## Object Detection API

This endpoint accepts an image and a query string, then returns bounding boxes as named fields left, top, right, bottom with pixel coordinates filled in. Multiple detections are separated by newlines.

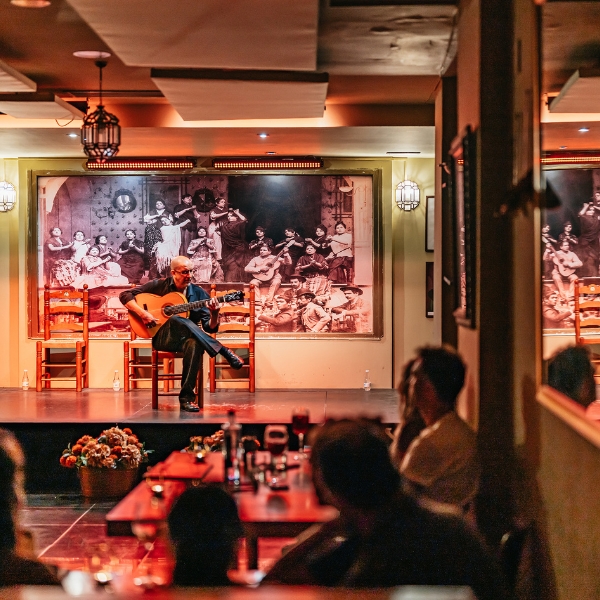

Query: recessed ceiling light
left=73, top=51, right=111, bottom=60
left=266, top=151, right=276, bottom=155
left=579, top=127, right=590, bottom=133
left=11, top=0, right=50, bottom=7
left=67, top=133, right=79, bottom=138
left=258, top=133, right=269, bottom=139
left=559, top=146, right=567, bottom=150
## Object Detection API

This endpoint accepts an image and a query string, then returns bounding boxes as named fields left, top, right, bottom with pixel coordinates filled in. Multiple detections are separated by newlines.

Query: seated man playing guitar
left=244, top=243, right=292, bottom=306
left=551, top=239, right=583, bottom=301
left=119, top=256, right=243, bottom=412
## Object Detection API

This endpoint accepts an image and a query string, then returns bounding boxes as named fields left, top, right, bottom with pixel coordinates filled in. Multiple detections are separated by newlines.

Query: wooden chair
left=150, top=348, right=203, bottom=409
left=209, top=284, right=255, bottom=392
left=574, top=277, right=600, bottom=379
left=124, top=330, right=177, bottom=393
left=36, top=285, right=89, bottom=392
left=123, top=285, right=174, bottom=393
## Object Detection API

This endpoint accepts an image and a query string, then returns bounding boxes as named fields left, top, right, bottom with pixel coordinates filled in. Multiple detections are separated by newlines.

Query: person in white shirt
left=399, top=346, right=480, bottom=519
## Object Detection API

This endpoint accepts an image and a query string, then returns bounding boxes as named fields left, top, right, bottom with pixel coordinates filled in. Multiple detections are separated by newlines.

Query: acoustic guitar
left=553, top=254, right=578, bottom=278
left=128, top=290, right=244, bottom=338
left=254, top=239, right=295, bottom=282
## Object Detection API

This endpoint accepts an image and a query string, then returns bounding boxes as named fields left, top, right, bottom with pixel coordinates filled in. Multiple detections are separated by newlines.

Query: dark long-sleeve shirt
left=119, top=277, right=218, bottom=333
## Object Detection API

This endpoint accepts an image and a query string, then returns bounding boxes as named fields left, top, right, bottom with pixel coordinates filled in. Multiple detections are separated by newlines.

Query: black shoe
left=180, top=402, right=200, bottom=412
left=219, top=347, right=244, bottom=370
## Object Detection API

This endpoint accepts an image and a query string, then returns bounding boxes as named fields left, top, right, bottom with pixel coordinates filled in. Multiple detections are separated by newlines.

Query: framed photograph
left=425, top=195, right=435, bottom=252
left=426, top=261, right=434, bottom=318
left=541, top=165, right=600, bottom=334
left=29, top=171, right=382, bottom=339
left=450, top=126, right=477, bottom=328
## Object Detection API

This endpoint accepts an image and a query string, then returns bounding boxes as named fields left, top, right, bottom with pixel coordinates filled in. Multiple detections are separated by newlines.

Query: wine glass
left=264, top=425, right=289, bottom=487
left=292, top=407, right=310, bottom=458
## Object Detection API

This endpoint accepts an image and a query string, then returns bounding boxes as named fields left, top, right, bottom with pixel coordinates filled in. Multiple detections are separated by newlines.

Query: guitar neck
left=164, top=295, right=225, bottom=317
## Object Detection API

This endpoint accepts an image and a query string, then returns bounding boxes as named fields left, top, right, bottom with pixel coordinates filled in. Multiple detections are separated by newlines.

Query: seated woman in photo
left=0, top=429, right=59, bottom=587
left=73, top=246, right=129, bottom=289
left=70, top=230, right=92, bottom=266
left=94, top=235, right=122, bottom=278
left=168, top=485, right=243, bottom=586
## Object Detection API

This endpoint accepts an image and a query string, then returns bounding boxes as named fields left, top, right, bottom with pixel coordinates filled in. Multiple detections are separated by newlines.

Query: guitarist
left=244, top=243, right=292, bottom=306
left=119, top=256, right=243, bottom=412
left=551, top=239, right=583, bottom=301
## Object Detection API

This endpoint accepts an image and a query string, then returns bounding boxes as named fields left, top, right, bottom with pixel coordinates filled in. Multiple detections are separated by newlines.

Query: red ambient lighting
left=542, top=152, right=600, bottom=165
left=85, top=158, right=196, bottom=171
left=212, top=157, right=323, bottom=170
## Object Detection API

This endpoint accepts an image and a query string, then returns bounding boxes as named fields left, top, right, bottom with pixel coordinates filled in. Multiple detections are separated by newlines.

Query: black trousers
left=152, top=316, right=222, bottom=404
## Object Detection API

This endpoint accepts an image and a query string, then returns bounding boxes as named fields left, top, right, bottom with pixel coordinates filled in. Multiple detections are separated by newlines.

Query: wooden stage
left=0, top=387, right=399, bottom=493
left=0, top=387, right=398, bottom=424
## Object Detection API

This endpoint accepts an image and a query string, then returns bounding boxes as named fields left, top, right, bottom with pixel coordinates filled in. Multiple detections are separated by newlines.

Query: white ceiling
left=66, top=0, right=319, bottom=71
left=0, top=0, right=448, bottom=159
left=0, top=59, right=36, bottom=93
left=151, top=75, right=329, bottom=121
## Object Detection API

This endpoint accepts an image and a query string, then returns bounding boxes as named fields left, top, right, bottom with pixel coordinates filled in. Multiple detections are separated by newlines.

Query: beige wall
left=0, top=156, right=436, bottom=389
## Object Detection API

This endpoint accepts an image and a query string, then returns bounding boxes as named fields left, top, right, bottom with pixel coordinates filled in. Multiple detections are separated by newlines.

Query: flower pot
left=78, top=467, right=138, bottom=499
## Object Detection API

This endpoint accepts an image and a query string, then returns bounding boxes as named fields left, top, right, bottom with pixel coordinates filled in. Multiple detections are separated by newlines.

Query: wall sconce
left=395, top=180, right=420, bottom=211
left=0, top=181, right=16, bottom=212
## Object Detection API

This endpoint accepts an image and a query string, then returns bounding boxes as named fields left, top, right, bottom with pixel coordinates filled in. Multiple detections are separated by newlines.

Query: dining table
left=105, top=449, right=338, bottom=569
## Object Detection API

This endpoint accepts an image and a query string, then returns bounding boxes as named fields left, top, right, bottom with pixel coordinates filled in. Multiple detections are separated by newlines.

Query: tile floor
left=22, top=494, right=292, bottom=584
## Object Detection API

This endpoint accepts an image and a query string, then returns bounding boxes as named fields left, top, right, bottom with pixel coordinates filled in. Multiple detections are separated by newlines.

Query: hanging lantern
left=395, top=180, right=421, bottom=211
left=81, top=60, right=120, bottom=162
left=0, top=181, right=17, bottom=212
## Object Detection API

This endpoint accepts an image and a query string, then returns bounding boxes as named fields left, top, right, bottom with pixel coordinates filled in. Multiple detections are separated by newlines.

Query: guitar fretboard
left=163, top=294, right=236, bottom=317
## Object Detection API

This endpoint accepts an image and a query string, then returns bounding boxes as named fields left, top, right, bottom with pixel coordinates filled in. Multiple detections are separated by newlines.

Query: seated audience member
left=548, top=346, right=597, bottom=416
left=389, top=359, right=426, bottom=466
left=263, top=419, right=507, bottom=600
left=0, top=429, right=59, bottom=586
left=399, top=345, right=480, bottom=514
left=168, top=485, right=243, bottom=586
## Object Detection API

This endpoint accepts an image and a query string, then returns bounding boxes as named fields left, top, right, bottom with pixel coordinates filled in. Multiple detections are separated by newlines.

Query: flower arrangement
left=187, top=430, right=225, bottom=453
left=60, top=426, right=152, bottom=470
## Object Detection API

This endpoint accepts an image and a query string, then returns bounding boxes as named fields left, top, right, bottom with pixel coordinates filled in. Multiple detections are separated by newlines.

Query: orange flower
left=109, top=454, right=118, bottom=461
left=127, top=435, right=138, bottom=445
left=59, top=455, right=68, bottom=467
left=77, top=435, right=92, bottom=445
left=71, top=444, right=83, bottom=456
left=123, top=428, right=132, bottom=435
left=65, top=455, right=77, bottom=468
left=112, top=445, right=122, bottom=457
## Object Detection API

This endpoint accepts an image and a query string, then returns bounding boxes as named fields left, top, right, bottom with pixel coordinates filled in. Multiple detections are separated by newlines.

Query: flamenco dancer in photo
left=119, top=256, right=243, bottom=412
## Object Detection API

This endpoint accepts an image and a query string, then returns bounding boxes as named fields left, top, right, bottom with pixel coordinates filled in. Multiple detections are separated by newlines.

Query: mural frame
left=450, top=126, right=477, bottom=329
left=28, top=168, right=383, bottom=340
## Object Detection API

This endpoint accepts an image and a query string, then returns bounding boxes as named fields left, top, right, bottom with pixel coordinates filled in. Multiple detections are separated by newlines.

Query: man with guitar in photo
left=244, top=242, right=292, bottom=306
left=551, top=239, right=583, bottom=301
left=119, top=256, right=244, bottom=412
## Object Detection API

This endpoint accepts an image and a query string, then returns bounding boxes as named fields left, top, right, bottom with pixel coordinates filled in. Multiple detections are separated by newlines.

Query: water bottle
left=363, top=370, right=371, bottom=392
left=222, top=409, right=241, bottom=487
left=22, top=370, right=29, bottom=391
left=112, top=370, right=120, bottom=392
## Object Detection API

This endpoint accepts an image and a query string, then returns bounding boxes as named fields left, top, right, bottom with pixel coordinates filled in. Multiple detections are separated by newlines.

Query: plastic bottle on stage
left=22, top=370, right=29, bottom=391
left=222, top=409, right=242, bottom=487
left=363, top=370, right=371, bottom=392
left=113, top=370, right=120, bottom=392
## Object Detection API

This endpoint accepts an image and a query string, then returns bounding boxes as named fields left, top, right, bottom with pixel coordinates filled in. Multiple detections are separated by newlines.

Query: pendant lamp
left=81, top=60, right=120, bottom=162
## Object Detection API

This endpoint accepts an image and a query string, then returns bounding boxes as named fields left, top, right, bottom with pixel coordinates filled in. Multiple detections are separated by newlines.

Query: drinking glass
left=292, top=407, right=310, bottom=458
left=264, top=424, right=289, bottom=485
